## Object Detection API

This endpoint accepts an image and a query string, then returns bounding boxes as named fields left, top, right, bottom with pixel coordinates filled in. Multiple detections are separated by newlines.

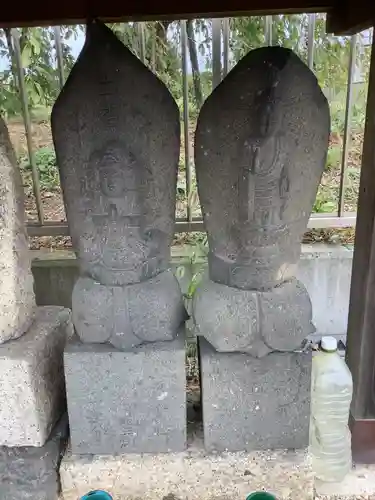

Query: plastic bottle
left=310, top=336, right=353, bottom=482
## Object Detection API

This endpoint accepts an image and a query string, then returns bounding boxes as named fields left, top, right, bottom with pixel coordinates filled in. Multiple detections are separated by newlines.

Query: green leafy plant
left=185, top=272, right=203, bottom=299
left=0, top=26, right=80, bottom=117
left=313, top=189, right=337, bottom=213
left=326, top=145, right=342, bottom=170
left=1, top=17, right=370, bottom=239
left=19, top=146, right=60, bottom=190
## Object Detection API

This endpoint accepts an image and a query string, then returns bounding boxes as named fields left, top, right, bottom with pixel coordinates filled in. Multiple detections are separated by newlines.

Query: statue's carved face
left=97, top=145, right=137, bottom=200
left=85, top=142, right=142, bottom=220
left=100, top=165, right=125, bottom=198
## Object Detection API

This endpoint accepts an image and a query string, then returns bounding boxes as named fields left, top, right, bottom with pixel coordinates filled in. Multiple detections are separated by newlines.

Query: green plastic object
left=80, top=491, right=112, bottom=500
left=246, top=492, right=277, bottom=500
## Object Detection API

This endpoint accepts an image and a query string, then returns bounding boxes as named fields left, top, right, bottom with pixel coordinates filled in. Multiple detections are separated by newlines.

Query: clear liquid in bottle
left=310, top=336, right=353, bottom=482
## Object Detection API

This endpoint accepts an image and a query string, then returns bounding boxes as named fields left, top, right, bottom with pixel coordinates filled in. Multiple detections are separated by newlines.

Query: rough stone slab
left=199, top=337, right=311, bottom=452
left=64, top=331, right=186, bottom=454
left=0, top=306, right=73, bottom=446
left=0, top=116, right=36, bottom=344
left=0, top=414, right=68, bottom=500
left=59, top=432, right=313, bottom=500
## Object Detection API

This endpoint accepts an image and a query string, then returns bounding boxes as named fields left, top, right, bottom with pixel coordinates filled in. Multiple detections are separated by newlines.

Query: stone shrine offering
left=52, top=21, right=186, bottom=350
left=193, top=46, right=330, bottom=451
left=0, top=115, right=72, bottom=498
left=52, top=21, right=186, bottom=454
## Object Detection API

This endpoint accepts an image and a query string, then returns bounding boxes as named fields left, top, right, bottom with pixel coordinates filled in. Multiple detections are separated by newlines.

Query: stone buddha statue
left=52, top=21, right=186, bottom=349
left=193, top=46, right=330, bottom=357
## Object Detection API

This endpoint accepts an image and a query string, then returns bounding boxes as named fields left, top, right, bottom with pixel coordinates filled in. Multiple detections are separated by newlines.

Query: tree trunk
left=156, top=21, right=171, bottom=44
left=186, top=20, right=203, bottom=110
left=153, top=21, right=171, bottom=73
left=3, top=28, right=17, bottom=87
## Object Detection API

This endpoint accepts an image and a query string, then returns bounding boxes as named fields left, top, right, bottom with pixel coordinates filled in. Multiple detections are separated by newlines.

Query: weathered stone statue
left=52, top=21, right=186, bottom=349
left=0, top=116, right=72, bottom=497
left=193, top=46, right=330, bottom=357
left=53, top=23, right=187, bottom=455
left=0, top=117, right=35, bottom=344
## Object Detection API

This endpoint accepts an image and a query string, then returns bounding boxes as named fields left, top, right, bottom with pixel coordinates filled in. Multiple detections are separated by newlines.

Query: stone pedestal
left=199, top=337, right=311, bottom=452
left=0, top=415, right=69, bottom=500
left=0, top=306, right=72, bottom=447
left=64, top=331, right=187, bottom=454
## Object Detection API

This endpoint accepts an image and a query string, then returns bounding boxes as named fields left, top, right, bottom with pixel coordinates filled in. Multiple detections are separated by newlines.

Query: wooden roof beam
left=327, top=1, right=374, bottom=35
left=0, top=1, right=333, bottom=28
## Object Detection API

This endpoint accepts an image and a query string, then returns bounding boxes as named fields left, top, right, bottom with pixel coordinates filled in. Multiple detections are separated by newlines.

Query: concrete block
left=64, top=331, right=187, bottom=454
left=60, top=434, right=313, bottom=500
left=298, top=244, right=353, bottom=336
left=0, top=414, right=68, bottom=500
left=0, top=306, right=72, bottom=447
left=199, top=337, right=311, bottom=452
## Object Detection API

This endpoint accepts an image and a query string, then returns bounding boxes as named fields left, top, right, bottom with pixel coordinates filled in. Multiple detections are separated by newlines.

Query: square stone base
left=0, top=415, right=68, bottom=500
left=64, top=331, right=186, bottom=454
left=0, top=306, right=72, bottom=446
left=199, top=337, right=311, bottom=452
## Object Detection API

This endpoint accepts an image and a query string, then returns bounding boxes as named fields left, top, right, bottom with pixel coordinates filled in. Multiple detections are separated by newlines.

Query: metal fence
left=5, top=15, right=371, bottom=237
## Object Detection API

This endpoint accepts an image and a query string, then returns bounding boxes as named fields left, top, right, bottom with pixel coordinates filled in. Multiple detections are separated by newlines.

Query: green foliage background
left=0, top=16, right=372, bottom=227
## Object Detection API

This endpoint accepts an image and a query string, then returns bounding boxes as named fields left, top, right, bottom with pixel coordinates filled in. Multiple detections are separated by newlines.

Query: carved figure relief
left=52, top=21, right=186, bottom=348
left=193, top=46, right=330, bottom=356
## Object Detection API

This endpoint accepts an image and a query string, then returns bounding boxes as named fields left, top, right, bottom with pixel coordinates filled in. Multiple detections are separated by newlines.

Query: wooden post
left=346, top=33, right=375, bottom=463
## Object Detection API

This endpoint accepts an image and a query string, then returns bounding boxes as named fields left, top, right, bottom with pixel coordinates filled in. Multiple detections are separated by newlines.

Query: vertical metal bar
left=212, top=18, right=222, bottom=89
left=338, top=35, right=357, bottom=217
left=11, top=28, right=44, bottom=224
left=223, top=18, right=229, bottom=78
left=307, top=14, right=316, bottom=70
left=265, top=16, right=273, bottom=46
left=151, top=23, right=156, bottom=73
left=137, top=22, right=146, bottom=64
left=181, top=21, right=192, bottom=222
left=53, top=26, right=65, bottom=88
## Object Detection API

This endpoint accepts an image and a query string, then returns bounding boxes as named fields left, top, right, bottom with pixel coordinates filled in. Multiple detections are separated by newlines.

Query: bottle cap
left=321, top=336, right=338, bottom=352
